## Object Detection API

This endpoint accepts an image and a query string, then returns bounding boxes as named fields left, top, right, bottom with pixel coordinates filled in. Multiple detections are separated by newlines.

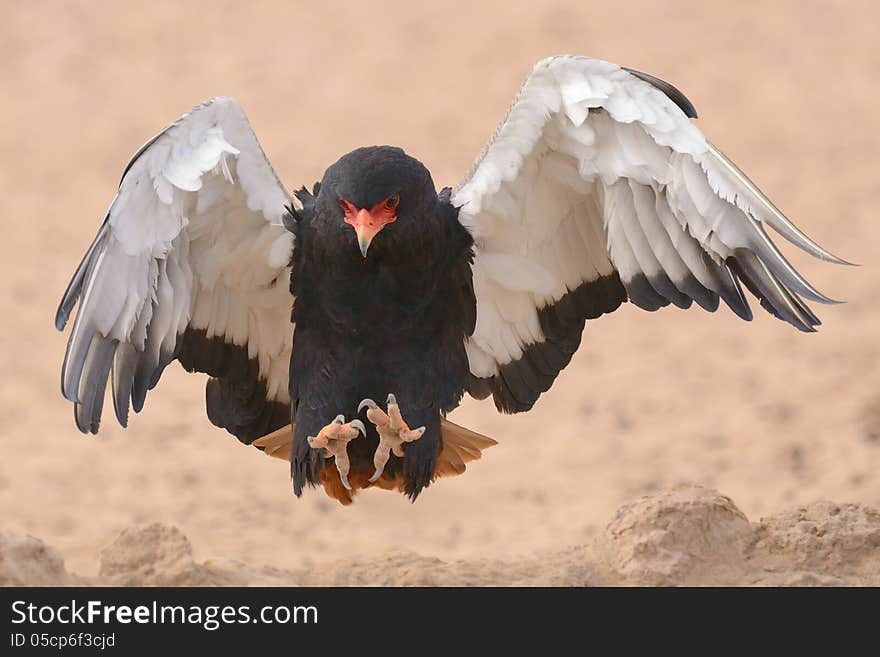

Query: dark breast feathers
left=286, top=186, right=477, bottom=477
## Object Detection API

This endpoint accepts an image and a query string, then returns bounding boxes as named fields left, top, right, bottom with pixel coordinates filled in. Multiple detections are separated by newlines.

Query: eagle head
left=317, top=146, right=437, bottom=258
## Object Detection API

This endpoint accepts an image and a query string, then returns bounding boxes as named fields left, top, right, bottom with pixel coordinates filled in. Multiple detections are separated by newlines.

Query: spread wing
left=56, top=97, right=295, bottom=442
left=456, top=56, right=847, bottom=413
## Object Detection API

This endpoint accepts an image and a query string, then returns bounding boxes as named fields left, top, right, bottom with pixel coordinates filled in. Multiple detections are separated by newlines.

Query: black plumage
left=468, top=273, right=627, bottom=413
left=177, top=329, right=291, bottom=444
left=287, top=147, right=476, bottom=499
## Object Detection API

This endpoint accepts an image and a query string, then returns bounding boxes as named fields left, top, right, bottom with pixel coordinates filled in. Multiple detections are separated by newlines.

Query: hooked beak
left=351, top=209, right=381, bottom=258
left=340, top=196, right=398, bottom=258
left=356, top=231, right=372, bottom=257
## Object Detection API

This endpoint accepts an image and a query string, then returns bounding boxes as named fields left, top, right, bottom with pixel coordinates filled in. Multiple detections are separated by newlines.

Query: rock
left=7, top=490, right=880, bottom=587
left=99, top=523, right=215, bottom=586
left=201, top=559, right=300, bottom=586
left=98, top=523, right=304, bottom=586
left=604, top=485, right=752, bottom=585
left=0, top=529, right=73, bottom=586
left=749, top=501, right=880, bottom=582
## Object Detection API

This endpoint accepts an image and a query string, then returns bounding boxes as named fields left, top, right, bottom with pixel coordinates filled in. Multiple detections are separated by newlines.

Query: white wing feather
left=455, top=56, right=843, bottom=408
left=57, top=97, right=294, bottom=433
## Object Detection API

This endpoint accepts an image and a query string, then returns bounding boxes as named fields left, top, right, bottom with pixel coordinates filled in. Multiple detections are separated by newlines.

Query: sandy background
left=1, top=0, right=878, bottom=584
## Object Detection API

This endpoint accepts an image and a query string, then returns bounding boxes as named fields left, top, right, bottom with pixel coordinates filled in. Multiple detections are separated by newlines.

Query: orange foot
left=307, top=415, right=366, bottom=491
left=357, top=394, right=426, bottom=483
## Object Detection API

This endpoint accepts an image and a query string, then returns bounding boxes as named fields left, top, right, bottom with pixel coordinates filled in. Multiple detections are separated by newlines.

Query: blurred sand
left=1, top=1, right=878, bottom=583
left=5, top=486, right=879, bottom=586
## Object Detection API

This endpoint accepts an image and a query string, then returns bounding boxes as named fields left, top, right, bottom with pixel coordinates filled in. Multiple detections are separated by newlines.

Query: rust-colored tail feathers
left=252, top=418, right=497, bottom=504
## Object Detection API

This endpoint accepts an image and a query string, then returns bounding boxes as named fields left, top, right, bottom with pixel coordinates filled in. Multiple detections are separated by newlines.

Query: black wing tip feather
left=118, top=128, right=168, bottom=187
left=55, top=264, right=85, bottom=332
left=54, top=306, right=71, bottom=332
left=55, top=220, right=111, bottom=333
left=718, top=264, right=754, bottom=322
left=624, top=272, right=671, bottom=312
left=66, top=327, right=292, bottom=441
left=70, top=335, right=117, bottom=435
left=623, top=67, right=699, bottom=119
left=111, top=343, right=137, bottom=427
left=727, top=253, right=820, bottom=332
left=618, top=246, right=823, bottom=332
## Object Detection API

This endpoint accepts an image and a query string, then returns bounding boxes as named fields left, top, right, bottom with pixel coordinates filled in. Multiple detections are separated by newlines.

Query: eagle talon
left=307, top=416, right=365, bottom=490
left=360, top=394, right=425, bottom=482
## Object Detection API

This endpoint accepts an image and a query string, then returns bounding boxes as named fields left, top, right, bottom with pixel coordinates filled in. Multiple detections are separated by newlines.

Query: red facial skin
left=340, top=195, right=399, bottom=257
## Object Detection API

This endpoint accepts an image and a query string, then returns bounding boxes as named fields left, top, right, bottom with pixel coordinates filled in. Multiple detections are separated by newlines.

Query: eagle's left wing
left=456, top=56, right=847, bottom=413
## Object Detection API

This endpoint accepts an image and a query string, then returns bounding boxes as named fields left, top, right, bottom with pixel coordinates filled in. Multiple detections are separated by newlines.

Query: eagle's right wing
left=56, top=97, right=295, bottom=443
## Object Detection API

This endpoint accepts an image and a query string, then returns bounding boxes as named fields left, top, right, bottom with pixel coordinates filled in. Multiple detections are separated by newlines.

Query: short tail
left=251, top=419, right=497, bottom=504
left=434, top=418, right=498, bottom=478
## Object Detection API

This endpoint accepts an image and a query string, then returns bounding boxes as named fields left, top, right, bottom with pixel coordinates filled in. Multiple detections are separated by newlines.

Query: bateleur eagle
left=56, top=56, right=847, bottom=504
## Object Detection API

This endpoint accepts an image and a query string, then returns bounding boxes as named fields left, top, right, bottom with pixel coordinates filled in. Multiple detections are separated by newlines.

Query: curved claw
left=358, top=398, right=378, bottom=413
left=308, top=415, right=364, bottom=452
left=363, top=392, right=427, bottom=484
left=340, top=473, right=352, bottom=490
